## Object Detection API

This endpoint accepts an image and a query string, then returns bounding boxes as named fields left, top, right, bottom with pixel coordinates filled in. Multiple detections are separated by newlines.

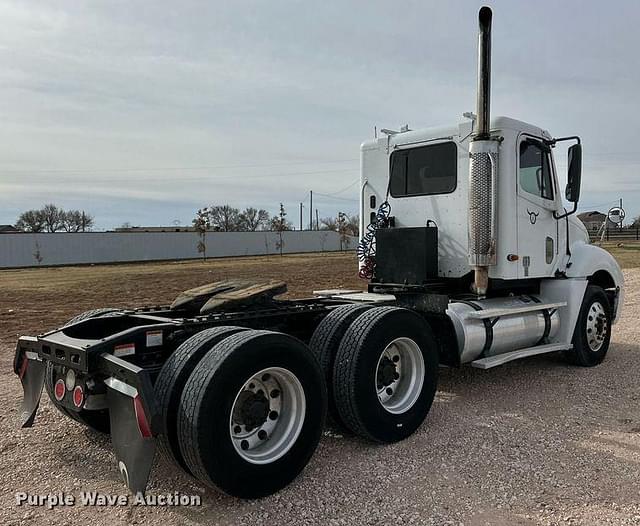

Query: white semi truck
left=14, top=6, right=622, bottom=499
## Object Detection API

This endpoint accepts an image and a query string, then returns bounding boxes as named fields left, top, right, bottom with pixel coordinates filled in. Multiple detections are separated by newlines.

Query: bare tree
left=33, top=241, right=43, bottom=264
left=269, top=204, right=293, bottom=232
left=270, top=203, right=292, bottom=256
left=320, top=213, right=357, bottom=249
left=62, top=210, right=94, bottom=232
left=16, top=210, right=45, bottom=232
left=320, top=216, right=338, bottom=231
left=208, top=205, right=241, bottom=231
left=337, top=212, right=350, bottom=250
left=193, top=207, right=211, bottom=260
left=41, top=204, right=65, bottom=232
left=239, top=207, right=270, bottom=231
left=17, top=205, right=95, bottom=232
left=346, top=214, right=359, bottom=236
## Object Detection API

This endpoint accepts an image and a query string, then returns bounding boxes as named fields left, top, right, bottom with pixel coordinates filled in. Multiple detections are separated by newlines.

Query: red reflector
left=18, top=357, right=28, bottom=380
left=72, top=385, right=84, bottom=408
left=54, top=379, right=66, bottom=401
left=133, top=395, right=152, bottom=438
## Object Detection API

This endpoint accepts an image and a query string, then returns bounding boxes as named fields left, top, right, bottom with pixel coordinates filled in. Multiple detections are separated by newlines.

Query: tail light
left=54, top=379, right=65, bottom=401
left=72, top=385, right=84, bottom=408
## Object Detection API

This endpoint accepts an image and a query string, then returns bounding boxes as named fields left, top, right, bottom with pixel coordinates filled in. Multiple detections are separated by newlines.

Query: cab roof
left=361, top=116, right=552, bottom=151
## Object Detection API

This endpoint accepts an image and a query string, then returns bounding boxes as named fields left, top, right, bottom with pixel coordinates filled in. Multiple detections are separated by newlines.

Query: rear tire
left=155, top=326, right=248, bottom=474
left=565, top=285, right=612, bottom=367
left=333, top=307, right=438, bottom=443
left=309, top=304, right=371, bottom=429
left=44, top=308, right=120, bottom=434
left=178, top=330, right=326, bottom=498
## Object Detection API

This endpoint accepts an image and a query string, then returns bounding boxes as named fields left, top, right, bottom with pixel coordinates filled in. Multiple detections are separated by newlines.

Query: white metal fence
left=0, top=231, right=357, bottom=268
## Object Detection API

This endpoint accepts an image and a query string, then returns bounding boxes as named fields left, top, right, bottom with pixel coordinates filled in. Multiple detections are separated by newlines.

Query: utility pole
left=299, top=203, right=303, bottom=231
left=309, top=191, right=313, bottom=230
left=620, top=197, right=623, bottom=230
left=315, top=209, right=319, bottom=231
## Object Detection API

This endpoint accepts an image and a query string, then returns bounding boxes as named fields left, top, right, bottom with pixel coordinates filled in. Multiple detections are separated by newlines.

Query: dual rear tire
left=156, top=328, right=327, bottom=499
left=157, top=305, right=438, bottom=498
left=310, top=306, right=439, bottom=443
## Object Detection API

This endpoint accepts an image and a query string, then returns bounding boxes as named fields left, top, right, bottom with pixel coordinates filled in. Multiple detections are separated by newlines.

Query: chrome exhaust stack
left=468, top=6, right=499, bottom=295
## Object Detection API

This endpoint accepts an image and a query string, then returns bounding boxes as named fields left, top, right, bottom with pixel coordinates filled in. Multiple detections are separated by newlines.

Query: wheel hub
left=377, top=357, right=397, bottom=388
left=234, top=391, right=270, bottom=430
left=375, top=337, right=425, bottom=415
left=586, top=301, right=608, bottom=352
left=229, top=367, right=306, bottom=464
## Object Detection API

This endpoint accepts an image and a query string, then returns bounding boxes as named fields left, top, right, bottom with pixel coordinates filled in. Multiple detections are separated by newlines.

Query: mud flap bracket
left=102, top=354, right=158, bottom=495
left=105, top=377, right=156, bottom=494
left=14, top=338, right=45, bottom=428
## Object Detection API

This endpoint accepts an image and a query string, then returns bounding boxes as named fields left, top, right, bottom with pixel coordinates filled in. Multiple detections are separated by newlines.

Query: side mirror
left=566, top=143, right=582, bottom=203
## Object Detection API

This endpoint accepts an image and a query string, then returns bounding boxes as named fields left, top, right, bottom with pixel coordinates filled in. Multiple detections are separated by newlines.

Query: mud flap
left=14, top=346, right=45, bottom=428
left=105, top=377, right=156, bottom=494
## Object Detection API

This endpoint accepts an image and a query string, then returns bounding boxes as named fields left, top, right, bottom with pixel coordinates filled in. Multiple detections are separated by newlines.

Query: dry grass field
left=601, top=242, right=640, bottom=269
left=2, top=250, right=640, bottom=526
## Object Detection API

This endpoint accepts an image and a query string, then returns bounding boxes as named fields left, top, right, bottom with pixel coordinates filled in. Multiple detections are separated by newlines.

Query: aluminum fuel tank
left=447, top=296, right=560, bottom=364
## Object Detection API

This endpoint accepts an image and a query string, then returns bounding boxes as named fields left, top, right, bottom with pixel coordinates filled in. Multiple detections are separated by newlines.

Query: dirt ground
left=1, top=252, right=640, bottom=525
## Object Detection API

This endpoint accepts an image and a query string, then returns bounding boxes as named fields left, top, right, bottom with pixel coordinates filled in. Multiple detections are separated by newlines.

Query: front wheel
left=565, top=285, right=612, bottom=367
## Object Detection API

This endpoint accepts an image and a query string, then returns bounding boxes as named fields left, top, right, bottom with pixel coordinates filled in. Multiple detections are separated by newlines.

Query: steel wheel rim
left=229, top=367, right=306, bottom=464
left=586, top=301, right=608, bottom=352
left=375, top=337, right=425, bottom=414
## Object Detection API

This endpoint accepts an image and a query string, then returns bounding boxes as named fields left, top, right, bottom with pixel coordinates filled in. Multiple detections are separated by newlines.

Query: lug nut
left=386, top=387, right=393, bottom=396
left=394, top=372, right=400, bottom=380
left=392, top=355, right=400, bottom=363
left=233, top=425, right=242, bottom=434
left=269, top=410, right=278, bottom=420
left=258, top=430, right=267, bottom=440
left=240, top=440, right=249, bottom=450
left=248, top=383, right=255, bottom=390
left=270, top=389, right=280, bottom=399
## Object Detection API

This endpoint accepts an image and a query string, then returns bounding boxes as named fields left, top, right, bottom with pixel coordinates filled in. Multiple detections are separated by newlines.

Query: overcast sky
left=1, top=0, right=639, bottom=230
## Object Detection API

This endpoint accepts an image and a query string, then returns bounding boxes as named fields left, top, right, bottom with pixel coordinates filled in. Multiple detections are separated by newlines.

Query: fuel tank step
left=462, top=301, right=566, bottom=320
left=470, top=343, right=572, bottom=369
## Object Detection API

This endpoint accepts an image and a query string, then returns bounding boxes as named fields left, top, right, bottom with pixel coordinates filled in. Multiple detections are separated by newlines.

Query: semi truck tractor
left=13, top=6, right=623, bottom=499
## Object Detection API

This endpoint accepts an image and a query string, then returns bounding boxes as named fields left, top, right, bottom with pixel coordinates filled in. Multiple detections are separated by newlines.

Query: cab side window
left=519, top=140, right=554, bottom=200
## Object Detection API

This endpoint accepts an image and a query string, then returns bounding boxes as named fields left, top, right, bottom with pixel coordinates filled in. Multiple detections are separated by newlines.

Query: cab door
left=516, top=136, right=561, bottom=278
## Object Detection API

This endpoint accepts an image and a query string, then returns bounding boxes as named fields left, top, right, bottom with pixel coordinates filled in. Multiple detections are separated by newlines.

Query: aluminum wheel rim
left=586, top=301, right=608, bottom=352
left=375, top=337, right=425, bottom=414
left=229, top=367, right=306, bottom=464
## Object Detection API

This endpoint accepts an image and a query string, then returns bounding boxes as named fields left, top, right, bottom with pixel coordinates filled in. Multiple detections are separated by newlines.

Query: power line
left=4, top=167, right=360, bottom=183
left=323, top=179, right=360, bottom=196
left=313, top=192, right=359, bottom=203
left=0, top=158, right=359, bottom=175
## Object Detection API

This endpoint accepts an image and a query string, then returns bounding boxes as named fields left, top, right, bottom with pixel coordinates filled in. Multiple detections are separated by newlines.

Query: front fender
left=566, top=241, right=624, bottom=321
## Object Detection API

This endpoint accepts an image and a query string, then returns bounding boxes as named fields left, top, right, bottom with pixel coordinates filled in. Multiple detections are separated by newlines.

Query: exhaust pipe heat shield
left=468, top=140, right=498, bottom=268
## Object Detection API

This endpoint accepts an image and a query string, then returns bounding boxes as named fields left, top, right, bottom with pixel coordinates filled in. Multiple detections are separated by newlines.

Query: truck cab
left=359, top=116, right=623, bottom=323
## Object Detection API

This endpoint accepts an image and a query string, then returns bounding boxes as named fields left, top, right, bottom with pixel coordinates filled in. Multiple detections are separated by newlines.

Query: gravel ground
left=1, top=255, right=639, bottom=525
